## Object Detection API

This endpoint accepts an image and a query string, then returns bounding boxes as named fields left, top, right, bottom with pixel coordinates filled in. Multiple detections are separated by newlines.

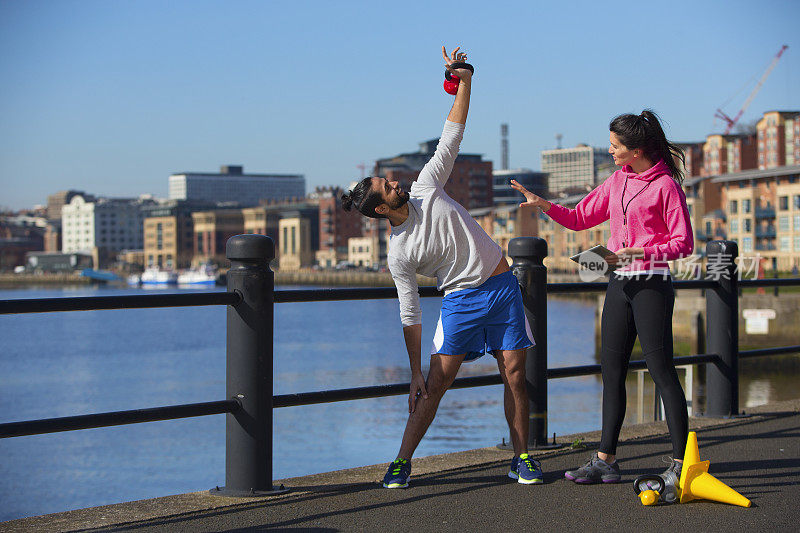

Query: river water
left=0, top=284, right=796, bottom=521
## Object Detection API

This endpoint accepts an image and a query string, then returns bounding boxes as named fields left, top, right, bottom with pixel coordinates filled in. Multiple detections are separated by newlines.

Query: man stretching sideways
left=341, top=46, right=542, bottom=488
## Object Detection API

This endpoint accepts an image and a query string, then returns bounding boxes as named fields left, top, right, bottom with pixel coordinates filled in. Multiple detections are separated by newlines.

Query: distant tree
left=734, top=119, right=758, bottom=135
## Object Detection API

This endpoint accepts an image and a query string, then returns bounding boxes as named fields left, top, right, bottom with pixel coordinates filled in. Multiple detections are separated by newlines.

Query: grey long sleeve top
left=387, top=120, right=503, bottom=327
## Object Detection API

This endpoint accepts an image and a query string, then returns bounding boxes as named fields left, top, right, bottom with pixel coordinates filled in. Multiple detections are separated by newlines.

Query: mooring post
left=211, top=234, right=287, bottom=496
left=509, top=237, right=552, bottom=448
left=705, top=240, right=739, bottom=418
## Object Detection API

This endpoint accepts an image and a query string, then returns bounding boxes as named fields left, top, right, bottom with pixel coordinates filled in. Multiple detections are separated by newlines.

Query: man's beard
left=389, top=191, right=409, bottom=209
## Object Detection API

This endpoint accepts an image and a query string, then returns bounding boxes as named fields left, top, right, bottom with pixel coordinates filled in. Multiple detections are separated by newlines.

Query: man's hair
left=341, top=177, right=386, bottom=219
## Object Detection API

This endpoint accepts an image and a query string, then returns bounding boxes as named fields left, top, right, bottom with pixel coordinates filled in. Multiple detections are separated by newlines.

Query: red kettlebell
left=443, top=75, right=460, bottom=95
left=442, top=61, right=474, bottom=95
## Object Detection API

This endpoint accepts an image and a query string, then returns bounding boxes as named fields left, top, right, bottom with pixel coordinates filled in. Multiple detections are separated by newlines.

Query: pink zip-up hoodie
left=546, top=159, right=694, bottom=273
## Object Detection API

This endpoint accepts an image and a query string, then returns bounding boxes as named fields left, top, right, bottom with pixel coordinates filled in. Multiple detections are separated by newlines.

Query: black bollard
left=211, top=234, right=288, bottom=496
left=508, top=237, right=558, bottom=449
left=705, top=240, right=739, bottom=418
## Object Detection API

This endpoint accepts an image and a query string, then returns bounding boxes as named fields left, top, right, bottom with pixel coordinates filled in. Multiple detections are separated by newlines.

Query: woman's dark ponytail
left=610, top=109, right=686, bottom=184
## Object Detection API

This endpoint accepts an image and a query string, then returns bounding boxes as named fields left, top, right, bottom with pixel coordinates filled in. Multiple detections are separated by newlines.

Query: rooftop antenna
left=501, top=124, right=509, bottom=170
left=555, top=133, right=563, bottom=149
left=356, top=163, right=366, bottom=179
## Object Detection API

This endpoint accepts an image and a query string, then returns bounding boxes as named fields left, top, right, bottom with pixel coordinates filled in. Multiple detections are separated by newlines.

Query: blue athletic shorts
left=431, top=270, right=535, bottom=362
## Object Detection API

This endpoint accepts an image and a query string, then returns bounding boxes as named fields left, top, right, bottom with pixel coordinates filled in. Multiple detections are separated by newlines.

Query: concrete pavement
left=3, top=399, right=799, bottom=532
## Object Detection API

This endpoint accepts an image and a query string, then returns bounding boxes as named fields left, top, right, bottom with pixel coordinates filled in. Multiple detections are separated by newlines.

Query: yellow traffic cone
left=678, top=431, right=751, bottom=507
left=680, top=431, right=702, bottom=490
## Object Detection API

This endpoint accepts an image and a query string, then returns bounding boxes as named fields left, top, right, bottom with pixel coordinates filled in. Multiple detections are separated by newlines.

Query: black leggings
left=599, top=274, right=688, bottom=459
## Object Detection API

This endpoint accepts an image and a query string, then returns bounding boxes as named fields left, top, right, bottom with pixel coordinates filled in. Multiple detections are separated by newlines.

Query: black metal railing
left=1, top=235, right=799, bottom=497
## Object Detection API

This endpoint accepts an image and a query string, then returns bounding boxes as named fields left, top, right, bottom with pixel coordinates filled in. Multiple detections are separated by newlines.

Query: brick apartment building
left=375, top=138, right=494, bottom=211
left=757, top=111, right=800, bottom=169
left=702, top=133, right=757, bottom=176
left=313, top=187, right=362, bottom=268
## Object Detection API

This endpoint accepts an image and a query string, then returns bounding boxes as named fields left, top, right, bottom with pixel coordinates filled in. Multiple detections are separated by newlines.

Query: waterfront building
left=312, top=186, right=362, bottom=268
left=242, top=198, right=320, bottom=269
left=43, top=223, right=61, bottom=252
left=712, top=164, right=800, bottom=271
left=47, top=190, right=95, bottom=222
left=191, top=209, right=245, bottom=267
left=168, top=165, right=305, bottom=206
left=541, top=145, right=614, bottom=195
left=61, top=195, right=154, bottom=268
left=24, top=251, right=93, bottom=272
left=492, top=169, right=547, bottom=206
left=683, top=175, right=723, bottom=251
left=757, top=111, right=800, bottom=168
left=278, top=214, right=314, bottom=270
left=374, top=139, right=494, bottom=210
left=677, top=142, right=705, bottom=178
left=702, top=133, right=757, bottom=176
left=142, top=200, right=214, bottom=270
left=535, top=192, right=611, bottom=272
left=470, top=203, right=539, bottom=266
left=0, top=222, right=44, bottom=271
left=347, top=236, right=381, bottom=268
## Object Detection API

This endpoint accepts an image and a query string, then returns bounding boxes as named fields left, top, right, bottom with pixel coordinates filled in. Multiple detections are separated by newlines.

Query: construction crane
left=715, top=45, right=788, bottom=134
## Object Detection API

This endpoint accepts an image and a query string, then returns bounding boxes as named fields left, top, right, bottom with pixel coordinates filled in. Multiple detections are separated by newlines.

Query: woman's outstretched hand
left=510, top=179, right=551, bottom=212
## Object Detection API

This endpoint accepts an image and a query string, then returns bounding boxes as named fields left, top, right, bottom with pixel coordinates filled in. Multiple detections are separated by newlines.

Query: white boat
left=177, top=265, right=218, bottom=286
left=127, top=274, right=141, bottom=286
left=140, top=268, right=178, bottom=285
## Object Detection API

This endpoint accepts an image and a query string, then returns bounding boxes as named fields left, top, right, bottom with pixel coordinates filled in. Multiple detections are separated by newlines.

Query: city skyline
left=1, top=0, right=799, bottom=210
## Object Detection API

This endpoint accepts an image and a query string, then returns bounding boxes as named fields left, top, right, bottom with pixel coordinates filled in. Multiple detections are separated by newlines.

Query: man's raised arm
left=443, top=46, right=471, bottom=125
left=415, top=46, right=472, bottom=190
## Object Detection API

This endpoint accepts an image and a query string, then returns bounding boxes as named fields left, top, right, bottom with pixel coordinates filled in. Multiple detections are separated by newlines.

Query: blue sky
left=1, top=0, right=798, bottom=210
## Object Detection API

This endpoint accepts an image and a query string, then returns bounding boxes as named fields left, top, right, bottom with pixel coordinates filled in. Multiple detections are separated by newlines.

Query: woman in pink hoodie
left=511, top=110, right=693, bottom=486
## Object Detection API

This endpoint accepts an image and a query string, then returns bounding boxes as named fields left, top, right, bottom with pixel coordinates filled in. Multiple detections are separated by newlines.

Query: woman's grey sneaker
left=662, top=457, right=683, bottom=480
left=564, top=452, right=621, bottom=483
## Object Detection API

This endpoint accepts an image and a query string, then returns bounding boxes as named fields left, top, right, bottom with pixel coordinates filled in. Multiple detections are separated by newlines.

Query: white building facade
left=541, top=145, right=614, bottom=195
left=168, top=165, right=305, bottom=206
left=61, top=196, right=149, bottom=256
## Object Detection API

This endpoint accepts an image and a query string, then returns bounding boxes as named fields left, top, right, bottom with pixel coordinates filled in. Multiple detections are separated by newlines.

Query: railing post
left=509, top=237, right=553, bottom=448
left=704, top=240, right=739, bottom=418
left=211, top=234, right=287, bottom=496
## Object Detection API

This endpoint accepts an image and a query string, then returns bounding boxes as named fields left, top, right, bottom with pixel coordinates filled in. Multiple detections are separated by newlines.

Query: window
left=744, top=218, right=752, bottom=232
left=743, top=237, right=753, bottom=252
left=794, top=215, right=800, bottom=231
left=730, top=218, right=739, bottom=233
left=779, top=196, right=789, bottom=210
left=291, top=226, right=296, bottom=254
left=795, top=236, right=800, bottom=252
left=794, top=195, right=800, bottom=210
left=729, top=200, right=738, bottom=214
left=780, top=237, right=790, bottom=252
left=743, top=199, right=751, bottom=213
left=705, top=221, right=712, bottom=235
left=779, top=216, right=790, bottom=232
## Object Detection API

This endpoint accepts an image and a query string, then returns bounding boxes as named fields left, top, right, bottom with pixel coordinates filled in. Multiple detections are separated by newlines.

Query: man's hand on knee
left=408, top=373, right=428, bottom=413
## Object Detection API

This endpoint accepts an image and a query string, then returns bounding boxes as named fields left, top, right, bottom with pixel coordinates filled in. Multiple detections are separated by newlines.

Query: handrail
left=0, top=399, right=240, bottom=439
left=738, top=278, right=800, bottom=287
left=272, top=353, right=723, bottom=408
left=0, top=291, right=240, bottom=314
left=1, top=277, right=794, bottom=312
left=739, top=345, right=800, bottom=358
